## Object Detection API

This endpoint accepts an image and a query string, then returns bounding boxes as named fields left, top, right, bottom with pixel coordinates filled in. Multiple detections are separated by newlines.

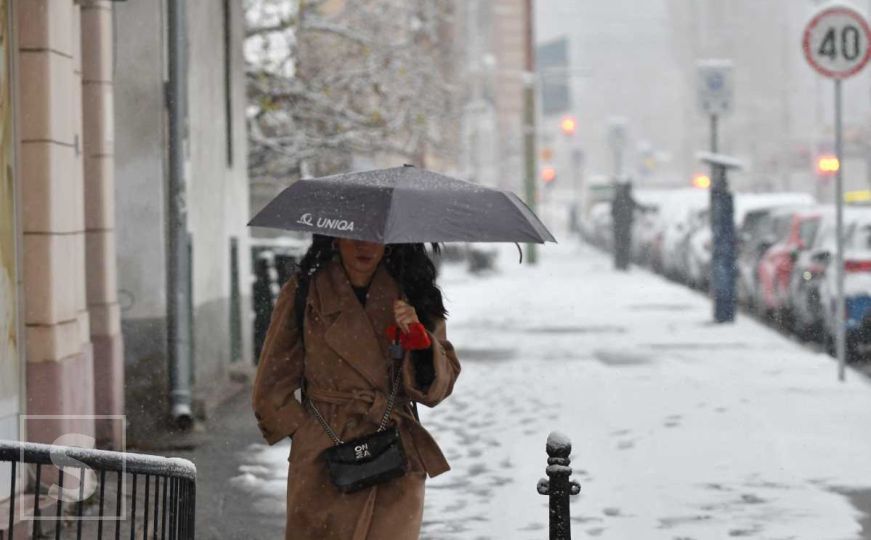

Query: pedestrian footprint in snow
left=252, top=234, right=461, bottom=539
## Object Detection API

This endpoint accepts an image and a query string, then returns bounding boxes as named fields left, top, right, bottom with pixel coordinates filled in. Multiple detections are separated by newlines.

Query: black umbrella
left=248, top=166, right=556, bottom=244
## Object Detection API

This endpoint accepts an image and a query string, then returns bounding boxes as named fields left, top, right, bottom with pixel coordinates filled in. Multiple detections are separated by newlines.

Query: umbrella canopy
left=248, top=166, right=556, bottom=244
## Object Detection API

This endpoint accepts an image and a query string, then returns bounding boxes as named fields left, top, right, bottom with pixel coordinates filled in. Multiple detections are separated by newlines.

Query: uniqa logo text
left=317, top=217, right=355, bottom=231
left=296, top=213, right=355, bottom=231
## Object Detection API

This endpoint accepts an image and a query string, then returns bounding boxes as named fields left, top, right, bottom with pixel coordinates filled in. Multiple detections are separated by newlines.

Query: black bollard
left=710, top=170, right=736, bottom=322
left=698, top=152, right=742, bottom=323
left=537, top=432, right=581, bottom=540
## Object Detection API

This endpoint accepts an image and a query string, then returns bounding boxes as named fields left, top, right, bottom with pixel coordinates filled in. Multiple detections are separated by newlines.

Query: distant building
left=460, top=0, right=528, bottom=193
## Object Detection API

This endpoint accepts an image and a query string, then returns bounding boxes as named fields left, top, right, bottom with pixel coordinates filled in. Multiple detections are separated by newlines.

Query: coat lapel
left=320, top=261, right=398, bottom=391
left=365, top=263, right=402, bottom=359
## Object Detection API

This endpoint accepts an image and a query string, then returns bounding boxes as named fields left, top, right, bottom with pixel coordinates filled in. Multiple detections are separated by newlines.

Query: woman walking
left=253, top=234, right=461, bottom=540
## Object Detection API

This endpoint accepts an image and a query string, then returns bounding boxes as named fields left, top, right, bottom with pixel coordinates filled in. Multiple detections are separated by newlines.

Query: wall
left=491, top=0, right=526, bottom=194
left=114, top=0, right=252, bottom=439
left=0, top=0, right=19, bottom=447
left=186, top=0, right=252, bottom=410
left=113, top=0, right=169, bottom=440
left=80, top=0, right=124, bottom=448
left=16, top=0, right=95, bottom=444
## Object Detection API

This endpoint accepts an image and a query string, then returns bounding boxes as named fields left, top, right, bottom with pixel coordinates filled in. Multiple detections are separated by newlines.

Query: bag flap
left=324, top=427, right=401, bottom=465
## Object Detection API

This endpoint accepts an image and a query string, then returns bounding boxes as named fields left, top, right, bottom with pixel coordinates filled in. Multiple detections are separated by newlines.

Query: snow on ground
left=233, top=239, right=871, bottom=539
left=421, top=241, right=871, bottom=540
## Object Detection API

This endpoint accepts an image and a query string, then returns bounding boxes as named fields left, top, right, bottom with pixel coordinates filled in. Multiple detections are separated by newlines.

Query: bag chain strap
left=307, top=353, right=403, bottom=446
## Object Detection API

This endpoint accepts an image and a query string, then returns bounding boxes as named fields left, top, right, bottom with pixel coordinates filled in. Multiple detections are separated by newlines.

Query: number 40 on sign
left=803, top=4, right=871, bottom=79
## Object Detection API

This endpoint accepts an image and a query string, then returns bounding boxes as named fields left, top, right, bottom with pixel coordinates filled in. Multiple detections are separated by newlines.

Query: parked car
left=673, top=207, right=708, bottom=287
left=584, top=201, right=613, bottom=250
left=737, top=207, right=780, bottom=308
left=756, top=207, right=823, bottom=323
left=735, top=194, right=816, bottom=308
left=633, top=189, right=683, bottom=272
left=789, top=207, right=832, bottom=340
left=657, top=190, right=709, bottom=281
left=816, top=207, right=871, bottom=360
left=686, top=212, right=711, bottom=290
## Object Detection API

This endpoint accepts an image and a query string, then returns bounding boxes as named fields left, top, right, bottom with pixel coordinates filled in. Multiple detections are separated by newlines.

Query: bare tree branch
left=245, top=0, right=461, bottom=185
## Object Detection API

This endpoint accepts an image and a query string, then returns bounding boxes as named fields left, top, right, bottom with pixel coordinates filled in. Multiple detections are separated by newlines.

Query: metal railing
left=537, top=432, right=582, bottom=540
left=0, top=440, right=196, bottom=540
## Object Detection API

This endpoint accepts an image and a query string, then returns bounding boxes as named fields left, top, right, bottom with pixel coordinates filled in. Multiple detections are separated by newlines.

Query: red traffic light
left=540, top=166, right=557, bottom=183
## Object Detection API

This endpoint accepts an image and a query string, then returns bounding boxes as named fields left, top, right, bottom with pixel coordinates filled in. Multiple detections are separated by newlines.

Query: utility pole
left=523, top=0, right=538, bottom=264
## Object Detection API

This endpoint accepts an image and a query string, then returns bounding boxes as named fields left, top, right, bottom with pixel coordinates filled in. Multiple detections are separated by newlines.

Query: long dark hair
left=295, top=234, right=447, bottom=329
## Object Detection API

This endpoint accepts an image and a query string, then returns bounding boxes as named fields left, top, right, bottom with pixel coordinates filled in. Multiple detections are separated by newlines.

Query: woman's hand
left=394, top=300, right=420, bottom=334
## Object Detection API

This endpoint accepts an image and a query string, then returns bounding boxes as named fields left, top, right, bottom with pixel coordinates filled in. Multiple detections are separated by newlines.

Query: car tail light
left=845, top=260, right=871, bottom=272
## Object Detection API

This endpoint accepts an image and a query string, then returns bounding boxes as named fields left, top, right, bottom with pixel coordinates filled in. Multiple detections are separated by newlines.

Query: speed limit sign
left=803, top=4, right=871, bottom=79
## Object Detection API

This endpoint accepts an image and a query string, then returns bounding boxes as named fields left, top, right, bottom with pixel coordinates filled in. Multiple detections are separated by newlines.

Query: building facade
left=0, top=0, right=253, bottom=457
left=0, top=0, right=124, bottom=452
left=114, top=0, right=253, bottom=442
left=460, top=0, right=528, bottom=194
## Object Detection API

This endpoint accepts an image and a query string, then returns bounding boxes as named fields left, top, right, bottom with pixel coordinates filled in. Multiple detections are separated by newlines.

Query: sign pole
left=835, top=77, right=846, bottom=381
left=523, top=0, right=537, bottom=265
left=710, top=114, right=718, bottom=153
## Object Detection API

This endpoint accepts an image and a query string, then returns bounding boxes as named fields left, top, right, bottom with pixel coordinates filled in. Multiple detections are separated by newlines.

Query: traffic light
left=540, top=166, right=557, bottom=184
left=691, top=173, right=711, bottom=189
left=559, top=115, right=577, bottom=137
left=816, top=154, right=839, bottom=176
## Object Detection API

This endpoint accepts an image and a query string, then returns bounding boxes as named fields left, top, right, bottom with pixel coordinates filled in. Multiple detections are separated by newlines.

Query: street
left=183, top=239, right=871, bottom=539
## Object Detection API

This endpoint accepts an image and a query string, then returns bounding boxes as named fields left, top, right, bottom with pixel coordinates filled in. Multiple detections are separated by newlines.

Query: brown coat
left=253, top=260, right=461, bottom=540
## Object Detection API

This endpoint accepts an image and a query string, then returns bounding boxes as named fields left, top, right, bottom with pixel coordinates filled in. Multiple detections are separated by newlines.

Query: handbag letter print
left=355, top=443, right=372, bottom=461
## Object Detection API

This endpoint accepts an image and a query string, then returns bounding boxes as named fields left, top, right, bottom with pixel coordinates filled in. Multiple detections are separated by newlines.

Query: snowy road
left=234, top=240, right=871, bottom=539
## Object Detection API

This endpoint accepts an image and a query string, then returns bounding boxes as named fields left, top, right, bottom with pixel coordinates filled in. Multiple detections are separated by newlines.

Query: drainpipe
left=166, top=0, right=193, bottom=428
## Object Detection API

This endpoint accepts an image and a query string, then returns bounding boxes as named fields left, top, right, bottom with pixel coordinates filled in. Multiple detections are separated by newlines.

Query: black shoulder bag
left=294, top=277, right=408, bottom=493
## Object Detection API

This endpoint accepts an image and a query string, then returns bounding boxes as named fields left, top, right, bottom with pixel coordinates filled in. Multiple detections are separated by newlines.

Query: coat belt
left=305, top=386, right=451, bottom=477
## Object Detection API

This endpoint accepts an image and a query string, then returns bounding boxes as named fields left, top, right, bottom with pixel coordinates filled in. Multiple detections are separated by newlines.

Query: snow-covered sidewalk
left=234, top=240, right=871, bottom=539
left=423, top=241, right=871, bottom=539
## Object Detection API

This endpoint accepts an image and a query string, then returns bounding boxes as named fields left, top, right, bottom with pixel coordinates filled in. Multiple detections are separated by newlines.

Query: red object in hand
left=385, top=323, right=432, bottom=350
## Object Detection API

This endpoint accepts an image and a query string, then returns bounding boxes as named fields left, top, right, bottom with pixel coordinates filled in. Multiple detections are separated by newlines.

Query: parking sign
left=697, top=60, right=733, bottom=116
